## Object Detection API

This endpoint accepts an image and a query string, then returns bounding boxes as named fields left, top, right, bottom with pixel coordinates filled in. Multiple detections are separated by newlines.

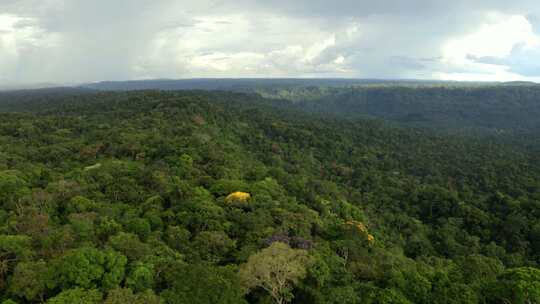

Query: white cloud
left=135, top=13, right=351, bottom=78
left=189, top=52, right=265, bottom=73
left=0, top=14, right=25, bottom=77
left=443, top=13, right=540, bottom=60
left=0, top=14, right=60, bottom=83
left=439, top=13, right=540, bottom=81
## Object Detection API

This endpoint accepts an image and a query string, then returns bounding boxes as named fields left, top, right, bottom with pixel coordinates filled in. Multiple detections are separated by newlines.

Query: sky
left=1, top=0, right=540, bottom=85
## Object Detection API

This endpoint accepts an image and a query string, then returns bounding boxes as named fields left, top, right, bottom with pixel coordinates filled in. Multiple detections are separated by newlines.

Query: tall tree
left=240, top=242, right=311, bottom=304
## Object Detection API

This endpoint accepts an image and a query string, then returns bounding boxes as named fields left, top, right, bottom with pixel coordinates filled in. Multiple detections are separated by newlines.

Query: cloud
left=470, top=45, right=540, bottom=77
left=0, top=13, right=60, bottom=83
left=1, top=0, right=540, bottom=84
left=443, top=14, right=540, bottom=60
left=439, top=13, right=540, bottom=80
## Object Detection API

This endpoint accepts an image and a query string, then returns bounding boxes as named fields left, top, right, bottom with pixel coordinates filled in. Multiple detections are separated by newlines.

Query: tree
left=66, top=196, right=97, bottom=214
left=126, top=262, right=155, bottom=292
left=51, top=247, right=127, bottom=291
left=373, top=289, right=412, bottom=304
left=191, top=231, right=236, bottom=263
left=0, top=170, right=29, bottom=210
left=240, top=242, right=312, bottom=304
left=0, top=235, right=33, bottom=289
left=164, top=226, right=191, bottom=252
left=161, top=263, right=246, bottom=304
left=486, top=267, right=540, bottom=304
left=104, top=288, right=160, bottom=304
left=45, top=288, right=102, bottom=304
left=107, top=232, right=151, bottom=261
left=14, top=209, right=50, bottom=240
left=8, top=260, right=49, bottom=302
left=67, top=213, right=96, bottom=243
left=320, top=286, right=359, bottom=304
left=125, top=218, right=152, bottom=241
left=96, top=216, right=122, bottom=242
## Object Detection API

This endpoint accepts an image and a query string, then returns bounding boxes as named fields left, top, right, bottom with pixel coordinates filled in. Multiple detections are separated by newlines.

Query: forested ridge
left=0, top=89, right=540, bottom=303
left=256, top=84, right=540, bottom=134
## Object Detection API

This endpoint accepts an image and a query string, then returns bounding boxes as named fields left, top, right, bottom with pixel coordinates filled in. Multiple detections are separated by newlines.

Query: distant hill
left=502, top=81, right=539, bottom=86
left=3, top=79, right=540, bottom=135
left=80, top=78, right=486, bottom=91
left=256, top=85, right=540, bottom=134
left=0, top=87, right=94, bottom=111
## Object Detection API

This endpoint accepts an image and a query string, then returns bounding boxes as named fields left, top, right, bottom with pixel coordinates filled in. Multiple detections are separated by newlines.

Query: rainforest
left=0, top=82, right=539, bottom=303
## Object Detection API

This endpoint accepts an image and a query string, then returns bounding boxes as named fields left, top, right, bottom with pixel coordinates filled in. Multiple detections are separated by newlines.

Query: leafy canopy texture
left=0, top=89, right=539, bottom=303
left=161, top=263, right=246, bottom=304
left=51, top=247, right=127, bottom=290
left=486, top=267, right=540, bottom=304
left=45, top=288, right=102, bottom=304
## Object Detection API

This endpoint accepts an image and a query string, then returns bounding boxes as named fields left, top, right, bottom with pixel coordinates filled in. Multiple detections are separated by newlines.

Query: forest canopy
left=0, top=88, right=539, bottom=303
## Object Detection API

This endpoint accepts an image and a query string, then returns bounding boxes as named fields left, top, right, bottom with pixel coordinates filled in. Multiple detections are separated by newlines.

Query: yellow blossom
left=225, top=192, right=251, bottom=203
left=345, top=220, right=368, bottom=233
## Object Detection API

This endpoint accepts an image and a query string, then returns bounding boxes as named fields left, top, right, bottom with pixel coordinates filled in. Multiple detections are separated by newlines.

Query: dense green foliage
left=0, top=89, right=539, bottom=303
left=257, top=84, right=540, bottom=134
